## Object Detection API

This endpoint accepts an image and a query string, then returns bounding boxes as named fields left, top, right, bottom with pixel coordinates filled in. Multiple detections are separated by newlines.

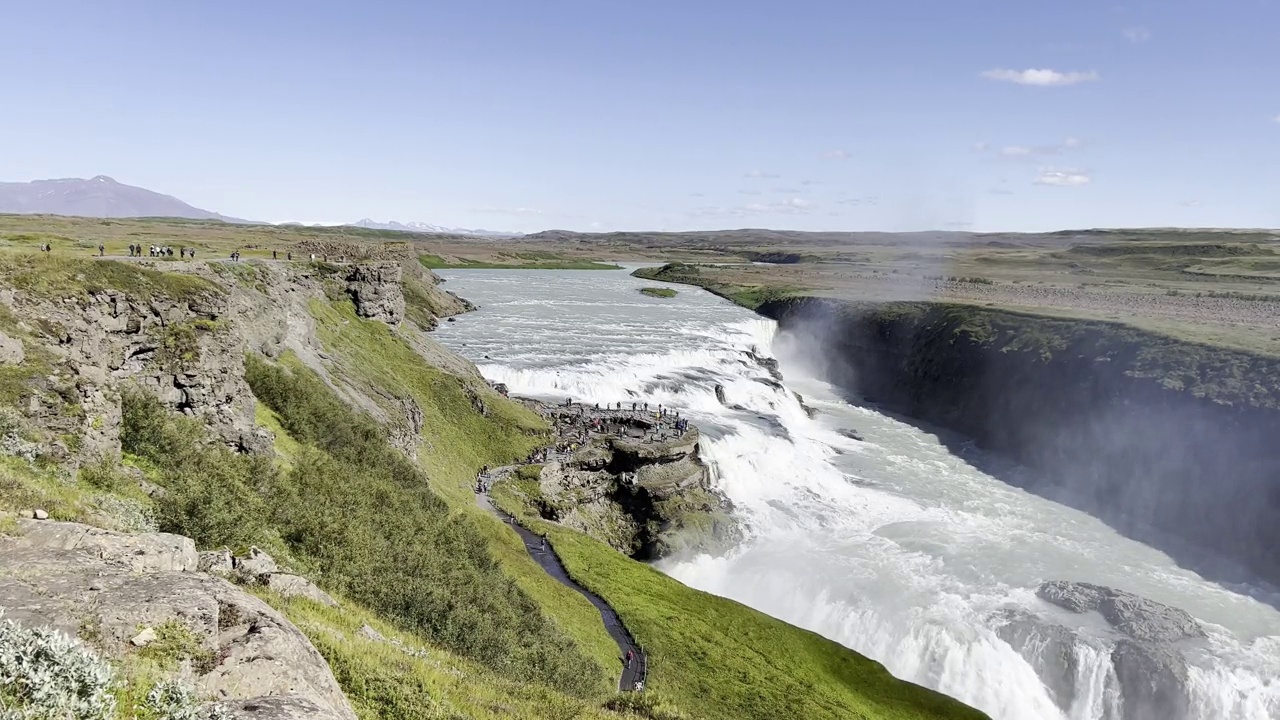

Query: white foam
left=434, top=270, right=1280, bottom=720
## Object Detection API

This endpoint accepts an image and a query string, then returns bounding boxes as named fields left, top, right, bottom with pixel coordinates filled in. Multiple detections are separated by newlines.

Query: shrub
left=142, top=680, right=229, bottom=720
left=120, top=390, right=269, bottom=551
left=0, top=611, right=116, bottom=720
left=122, top=357, right=603, bottom=698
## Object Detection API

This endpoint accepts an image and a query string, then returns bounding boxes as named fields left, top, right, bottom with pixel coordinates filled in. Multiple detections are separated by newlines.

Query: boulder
left=0, top=521, right=356, bottom=720
left=199, top=548, right=235, bottom=575
left=0, top=331, right=24, bottom=365
left=265, top=574, right=338, bottom=608
left=1037, top=581, right=1204, bottom=642
left=234, top=546, right=280, bottom=582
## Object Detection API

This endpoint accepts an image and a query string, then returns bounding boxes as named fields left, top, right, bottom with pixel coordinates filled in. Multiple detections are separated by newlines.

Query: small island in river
left=639, top=286, right=677, bottom=298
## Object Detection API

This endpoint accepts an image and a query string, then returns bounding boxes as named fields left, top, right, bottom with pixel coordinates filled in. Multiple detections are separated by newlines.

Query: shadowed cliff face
left=760, top=297, right=1280, bottom=589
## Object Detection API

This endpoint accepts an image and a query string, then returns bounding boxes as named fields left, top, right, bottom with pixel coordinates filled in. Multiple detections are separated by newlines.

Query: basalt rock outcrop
left=517, top=404, right=737, bottom=559
left=345, top=262, right=405, bottom=325
left=995, top=581, right=1204, bottom=720
left=0, top=518, right=356, bottom=720
left=758, top=297, right=1280, bottom=587
left=0, top=278, right=264, bottom=461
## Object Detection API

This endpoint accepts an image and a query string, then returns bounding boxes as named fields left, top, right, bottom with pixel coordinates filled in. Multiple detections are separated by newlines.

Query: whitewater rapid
left=433, top=268, right=1280, bottom=720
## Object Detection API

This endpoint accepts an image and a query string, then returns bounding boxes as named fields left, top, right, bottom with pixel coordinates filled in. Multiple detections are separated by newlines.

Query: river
left=432, top=267, right=1280, bottom=720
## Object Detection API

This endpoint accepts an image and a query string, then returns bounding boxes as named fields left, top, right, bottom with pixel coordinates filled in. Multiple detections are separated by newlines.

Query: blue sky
left=3, top=0, right=1278, bottom=232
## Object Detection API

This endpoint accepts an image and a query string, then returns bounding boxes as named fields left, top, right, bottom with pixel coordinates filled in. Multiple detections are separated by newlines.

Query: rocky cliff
left=758, top=297, right=1280, bottom=587
left=502, top=402, right=738, bottom=559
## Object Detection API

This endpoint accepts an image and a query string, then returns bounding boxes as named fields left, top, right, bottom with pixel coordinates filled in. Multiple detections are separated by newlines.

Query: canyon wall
left=759, top=297, right=1280, bottom=587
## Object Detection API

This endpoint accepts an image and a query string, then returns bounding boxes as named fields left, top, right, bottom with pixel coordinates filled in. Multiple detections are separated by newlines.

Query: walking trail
left=476, top=472, right=648, bottom=692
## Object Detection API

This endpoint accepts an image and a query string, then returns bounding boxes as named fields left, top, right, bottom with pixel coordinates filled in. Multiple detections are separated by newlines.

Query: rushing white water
left=433, top=268, right=1280, bottom=720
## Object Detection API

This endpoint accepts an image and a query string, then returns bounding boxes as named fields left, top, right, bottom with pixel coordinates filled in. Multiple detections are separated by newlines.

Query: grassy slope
left=304, top=299, right=623, bottom=681
left=490, top=485, right=988, bottom=720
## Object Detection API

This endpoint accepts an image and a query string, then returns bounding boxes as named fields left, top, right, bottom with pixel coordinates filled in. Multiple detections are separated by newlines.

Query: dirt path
left=476, top=472, right=648, bottom=692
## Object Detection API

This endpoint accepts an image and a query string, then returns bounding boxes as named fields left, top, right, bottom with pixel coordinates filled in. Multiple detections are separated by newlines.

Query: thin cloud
left=1273, top=115, right=1280, bottom=124
left=1035, top=169, right=1091, bottom=187
left=772, top=187, right=802, bottom=194
left=824, top=149, right=851, bottom=160
left=689, top=192, right=706, bottom=198
left=979, top=137, right=1081, bottom=159
left=972, top=142, right=991, bottom=152
left=799, top=179, right=824, bottom=186
left=472, top=206, right=544, bottom=216
left=981, top=68, right=1100, bottom=86
left=688, top=197, right=815, bottom=218
left=1123, top=27, right=1152, bottom=43
left=738, top=188, right=763, bottom=196
left=988, top=188, right=1015, bottom=195
left=743, top=170, right=780, bottom=179
left=1178, top=200, right=1201, bottom=208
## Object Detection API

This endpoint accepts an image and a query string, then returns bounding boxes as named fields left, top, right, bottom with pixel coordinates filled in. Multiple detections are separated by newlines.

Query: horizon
left=4, top=1, right=1278, bottom=233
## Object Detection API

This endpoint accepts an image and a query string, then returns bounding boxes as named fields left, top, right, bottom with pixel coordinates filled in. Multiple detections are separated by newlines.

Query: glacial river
left=433, top=267, right=1280, bottom=720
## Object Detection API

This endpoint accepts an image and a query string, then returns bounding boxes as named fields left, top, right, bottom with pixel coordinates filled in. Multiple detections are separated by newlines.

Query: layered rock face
left=759, top=297, right=1280, bottom=586
left=2, top=281, right=264, bottom=461
left=521, top=404, right=737, bottom=558
left=0, top=519, right=356, bottom=720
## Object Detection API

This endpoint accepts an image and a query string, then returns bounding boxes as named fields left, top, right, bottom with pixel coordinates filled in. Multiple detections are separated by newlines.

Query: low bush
left=120, top=358, right=603, bottom=699
left=0, top=611, right=116, bottom=720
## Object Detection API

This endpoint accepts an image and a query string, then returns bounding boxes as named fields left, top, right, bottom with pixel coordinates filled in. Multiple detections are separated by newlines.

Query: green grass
left=304, top=298, right=623, bottom=679
left=419, top=254, right=621, bottom=271
left=490, top=492, right=988, bottom=720
left=260, top=591, right=683, bottom=720
left=639, top=287, right=677, bottom=298
left=120, top=358, right=607, bottom=698
left=0, top=254, right=222, bottom=303
left=632, top=264, right=802, bottom=310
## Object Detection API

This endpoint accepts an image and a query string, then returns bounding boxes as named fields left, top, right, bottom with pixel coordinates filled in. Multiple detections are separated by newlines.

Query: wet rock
left=1037, top=581, right=1204, bottom=642
left=714, top=384, right=727, bottom=405
left=1112, top=639, right=1190, bottom=720
left=837, top=428, right=864, bottom=442
left=995, top=610, right=1079, bottom=712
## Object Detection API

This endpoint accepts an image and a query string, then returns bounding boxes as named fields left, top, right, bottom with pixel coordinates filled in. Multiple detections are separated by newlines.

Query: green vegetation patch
left=639, top=287, right=677, bottom=298
left=491, top=493, right=988, bottom=720
left=120, top=359, right=606, bottom=699
left=632, top=264, right=802, bottom=310
left=0, top=255, right=222, bottom=303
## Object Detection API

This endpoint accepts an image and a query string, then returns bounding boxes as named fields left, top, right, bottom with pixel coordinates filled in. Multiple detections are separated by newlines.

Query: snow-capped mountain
left=350, top=218, right=523, bottom=238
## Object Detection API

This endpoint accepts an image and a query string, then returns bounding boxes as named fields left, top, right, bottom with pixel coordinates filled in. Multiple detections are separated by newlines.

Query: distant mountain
left=350, top=218, right=523, bottom=238
left=0, top=176, right=251, bottom=223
